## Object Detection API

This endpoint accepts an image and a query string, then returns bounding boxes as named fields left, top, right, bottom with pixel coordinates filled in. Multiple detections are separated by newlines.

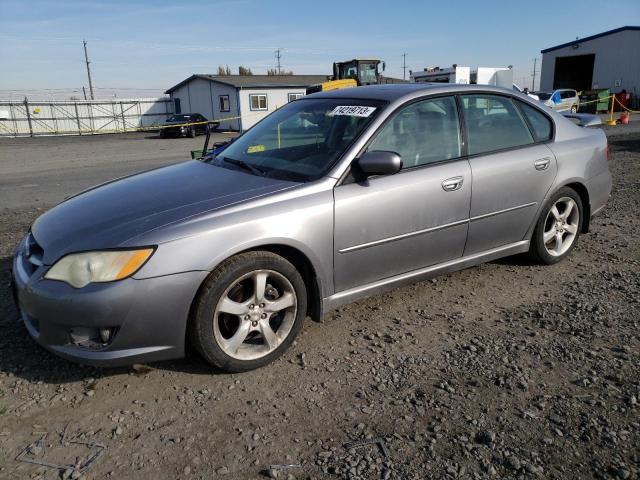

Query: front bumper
left=161, top=126, right=186, bottom=136
left=11, top=243, right=208, bottom=367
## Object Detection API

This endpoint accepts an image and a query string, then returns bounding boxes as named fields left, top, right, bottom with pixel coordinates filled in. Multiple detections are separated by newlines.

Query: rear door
left=333, top=95, right=471, bottom=292
left=461, top=94, right=557, bottom=254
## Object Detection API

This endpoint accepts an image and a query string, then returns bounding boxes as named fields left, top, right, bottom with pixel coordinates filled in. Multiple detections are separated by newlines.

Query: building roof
left=166, top=74, right=330, bottom=93
left=541, top=26, right=640, bottom=54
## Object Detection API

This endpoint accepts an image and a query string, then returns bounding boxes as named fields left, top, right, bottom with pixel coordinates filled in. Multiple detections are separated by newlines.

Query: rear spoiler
left=561, top=112, right=602, bottom=128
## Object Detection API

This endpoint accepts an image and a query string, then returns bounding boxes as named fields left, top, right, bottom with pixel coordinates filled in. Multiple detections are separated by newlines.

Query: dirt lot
left=0, top=127, right=638, bottom=480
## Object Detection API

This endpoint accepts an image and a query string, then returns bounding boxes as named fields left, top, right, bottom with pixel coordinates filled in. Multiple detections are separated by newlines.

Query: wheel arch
left=563, top=181, right=591, bottom=233
left=190, top=243, right=324, bottom=325
left=245, top=244, right=323, bottom=322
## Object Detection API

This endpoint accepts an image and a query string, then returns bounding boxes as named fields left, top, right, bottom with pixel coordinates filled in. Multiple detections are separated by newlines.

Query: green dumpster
left=595, top=89, right=611, bottom=112
left=579, top=89, right=610, bottom=113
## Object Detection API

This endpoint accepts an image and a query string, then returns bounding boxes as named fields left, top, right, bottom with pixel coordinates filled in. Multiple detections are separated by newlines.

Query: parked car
left=536, top=89, right=580, bottom=112
left=12, top=84, right=611, bottom=372
left=160, top=113, right=210, bottom=138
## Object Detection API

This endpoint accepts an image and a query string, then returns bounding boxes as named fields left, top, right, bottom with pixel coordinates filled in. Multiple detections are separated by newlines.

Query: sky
left=0, top=0, right=639, bottom=99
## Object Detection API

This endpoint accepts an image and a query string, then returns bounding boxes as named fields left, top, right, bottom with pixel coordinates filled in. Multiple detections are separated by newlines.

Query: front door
left=333, top=95, right=471, bottom=292
left=460, top=94, right=558, bottom=254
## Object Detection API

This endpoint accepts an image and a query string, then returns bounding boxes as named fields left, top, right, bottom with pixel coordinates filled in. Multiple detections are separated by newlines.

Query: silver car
left=537, top=88, right=580, bottom=112
left=12, top=84, right=611, bottom=372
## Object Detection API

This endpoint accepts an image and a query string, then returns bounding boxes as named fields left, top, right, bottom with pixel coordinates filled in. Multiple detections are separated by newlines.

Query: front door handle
left=442, top=176, right=464, bottom=192
left=534, top=157, right=551, bottom=171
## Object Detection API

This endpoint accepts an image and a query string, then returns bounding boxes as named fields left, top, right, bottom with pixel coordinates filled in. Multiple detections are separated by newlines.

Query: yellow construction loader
left=306, top=59, right=386, bottom=94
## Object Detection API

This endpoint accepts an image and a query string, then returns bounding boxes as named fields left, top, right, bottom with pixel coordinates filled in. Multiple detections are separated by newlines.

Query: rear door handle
left=534, top=158, right=551, bottom=171
left=441, top=176, right=464, bottom=192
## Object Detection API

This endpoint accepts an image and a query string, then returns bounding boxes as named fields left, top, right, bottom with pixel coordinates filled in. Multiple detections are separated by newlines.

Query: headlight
left=44, top=248, right=154, bottom=288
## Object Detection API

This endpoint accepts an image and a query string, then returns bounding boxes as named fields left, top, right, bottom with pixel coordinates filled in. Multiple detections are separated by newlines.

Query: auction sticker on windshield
left=329, top=106, right=376, bottom=117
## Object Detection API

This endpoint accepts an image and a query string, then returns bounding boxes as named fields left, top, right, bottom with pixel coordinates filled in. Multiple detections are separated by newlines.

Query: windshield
left=209, top=98, right=385, bottom=181
left=167, top=114, right=191, bottom=122
left=337, top=62, right=359, bottom=80
left=536, top=92, right=552, bottom=101
left=359, top=62, right=378, bottom=84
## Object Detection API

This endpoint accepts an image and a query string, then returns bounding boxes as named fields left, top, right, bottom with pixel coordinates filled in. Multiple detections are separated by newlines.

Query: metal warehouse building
left=540, top=26, right=640, bottom=96
left=165, top=74, right=328, bottom=131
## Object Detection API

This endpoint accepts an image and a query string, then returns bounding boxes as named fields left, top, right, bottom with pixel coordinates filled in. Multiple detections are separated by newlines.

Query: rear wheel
left=189, top=251, right=307, bottom=372
left=529, top=187, right=583, bottom=265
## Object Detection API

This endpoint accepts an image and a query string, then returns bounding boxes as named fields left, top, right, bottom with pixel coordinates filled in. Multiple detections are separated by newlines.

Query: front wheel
left=189, top=251, right=307, bottom=372
left=529, top=187, right=583, bottom=265
left=570, top=105, right=578, bottom=113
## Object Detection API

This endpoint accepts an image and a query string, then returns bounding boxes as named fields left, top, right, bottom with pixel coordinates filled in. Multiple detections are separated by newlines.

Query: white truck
left=411, top=66, right=538, bottom=100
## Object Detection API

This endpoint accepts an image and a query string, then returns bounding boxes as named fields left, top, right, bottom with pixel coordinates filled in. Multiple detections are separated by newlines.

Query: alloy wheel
left=213, top=269, right=297, bottom=360
left=543, top=197, right=580, bottom=256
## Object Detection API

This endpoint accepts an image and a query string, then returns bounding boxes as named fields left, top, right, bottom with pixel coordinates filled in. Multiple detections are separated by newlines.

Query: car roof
left=306, top=83, right=526, bottom=103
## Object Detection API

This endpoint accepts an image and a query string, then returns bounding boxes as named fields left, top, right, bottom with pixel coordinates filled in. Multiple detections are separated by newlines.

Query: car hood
left=32, top=161, right=297, bottom=264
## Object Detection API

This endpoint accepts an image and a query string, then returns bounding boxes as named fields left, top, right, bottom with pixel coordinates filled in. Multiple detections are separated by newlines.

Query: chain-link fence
left=0, top=98, right=174, bottom=137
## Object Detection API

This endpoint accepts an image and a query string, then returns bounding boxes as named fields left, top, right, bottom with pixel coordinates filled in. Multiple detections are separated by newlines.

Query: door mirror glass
left=357, top=151, right=402, bottom=176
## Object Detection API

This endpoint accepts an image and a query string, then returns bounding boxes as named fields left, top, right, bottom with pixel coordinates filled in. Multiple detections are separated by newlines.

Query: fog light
left=99, top=327, right=112, bottom=343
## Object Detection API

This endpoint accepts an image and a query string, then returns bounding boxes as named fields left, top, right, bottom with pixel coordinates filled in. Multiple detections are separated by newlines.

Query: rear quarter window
left=516, top=101, right=553, bottom=142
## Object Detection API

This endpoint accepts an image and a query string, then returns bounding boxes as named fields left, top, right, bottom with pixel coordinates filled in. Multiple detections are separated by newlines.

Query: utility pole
left=275, top=48, right=282, bottom=74
left=531, top=57, right=537, bottom=91
left=83, top=40, right=95, bottom=100
left=402, top=53, right=407, bottom=80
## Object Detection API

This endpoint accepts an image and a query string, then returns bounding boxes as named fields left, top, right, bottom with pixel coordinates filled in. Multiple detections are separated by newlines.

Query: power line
left=83, top=40, right=95, bottom=100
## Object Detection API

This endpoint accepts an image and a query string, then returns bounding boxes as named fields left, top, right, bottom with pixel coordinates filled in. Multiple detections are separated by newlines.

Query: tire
left=186, top=127, right=196, bottom=138
left=570, top=105, right=578, bottom=113
left=528, top=187, right=583, bottom=265
left=189, top=251, right=307, bottom=372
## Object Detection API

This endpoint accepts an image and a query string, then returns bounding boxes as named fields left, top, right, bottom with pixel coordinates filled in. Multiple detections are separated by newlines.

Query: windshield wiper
left=219, top=157, right=266, bottom=177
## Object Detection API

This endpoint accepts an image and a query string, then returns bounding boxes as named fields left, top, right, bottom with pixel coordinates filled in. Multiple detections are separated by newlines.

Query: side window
left=219, top=95, right=230, bottom=112
left=367, top=96, right=461, bottom=169
left=517, top=101, right=553, bottom=142
left=461, top=94, right=533, bottom=155
left=250, top=94, right=268, bottom=111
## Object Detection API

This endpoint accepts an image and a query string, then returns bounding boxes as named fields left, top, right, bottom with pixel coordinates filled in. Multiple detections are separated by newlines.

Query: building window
left=288, top=93, right=304, bottom=102
left=249, top=94, right=268, bottom=111
left=219, top=95, right=230, bottom=112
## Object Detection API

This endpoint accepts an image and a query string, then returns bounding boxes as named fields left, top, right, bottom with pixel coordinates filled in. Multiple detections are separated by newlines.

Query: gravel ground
left=0, top=128, right=638, bottom=479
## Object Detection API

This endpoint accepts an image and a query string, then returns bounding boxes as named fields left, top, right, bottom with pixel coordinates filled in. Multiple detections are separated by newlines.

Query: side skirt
left=322, top=240, right=530, bottom=312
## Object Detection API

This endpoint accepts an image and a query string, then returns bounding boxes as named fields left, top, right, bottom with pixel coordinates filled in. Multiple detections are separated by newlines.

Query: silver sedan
left=12, top=84, right=612, bottom=372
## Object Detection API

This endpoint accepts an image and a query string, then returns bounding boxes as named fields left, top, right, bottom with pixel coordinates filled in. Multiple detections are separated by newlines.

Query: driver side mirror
left=356, top=151, right=402, bottom=177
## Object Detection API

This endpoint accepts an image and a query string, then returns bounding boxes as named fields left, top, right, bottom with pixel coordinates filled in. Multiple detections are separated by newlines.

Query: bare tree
left=267, top=68, right=294, bottom=76
left=217, top=65, right=232, bottom=75
left=238, top=66, right=253, bottom=76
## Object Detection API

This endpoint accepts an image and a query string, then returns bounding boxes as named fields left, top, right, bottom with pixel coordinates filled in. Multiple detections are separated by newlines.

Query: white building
left=165, top=74, right=329, bottom=131
left=540, top=26, right=640, bottom=95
